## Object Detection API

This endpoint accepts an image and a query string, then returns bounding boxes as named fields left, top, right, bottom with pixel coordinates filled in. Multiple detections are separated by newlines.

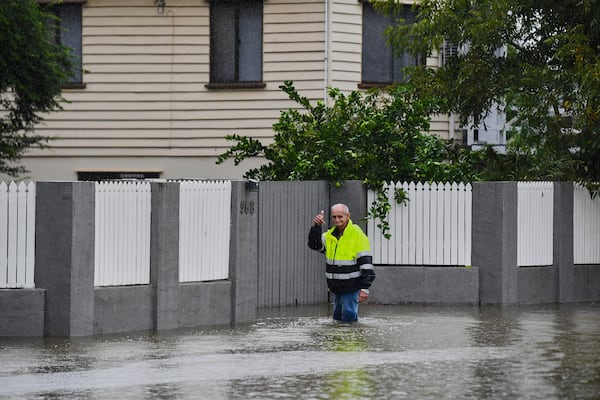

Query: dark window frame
left=207, top=0, right=265, bottom=89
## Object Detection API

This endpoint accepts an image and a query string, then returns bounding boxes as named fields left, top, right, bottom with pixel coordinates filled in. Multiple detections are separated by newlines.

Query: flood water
left=1, top=303, right=599, bottom=399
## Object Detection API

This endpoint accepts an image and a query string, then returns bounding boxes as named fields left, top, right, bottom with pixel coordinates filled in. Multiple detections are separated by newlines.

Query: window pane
left=210, top=0, right=263, bottom=84
left=210, top=2, right=237, bottom=83
left=392, top=7, right=418, bottom=82
left=238, top=0, right=262, bottom=82
left=362, top=3, right=392, bottom=83
left=56, top=3, right=82, bottom=83
left=392, top=53, right=418, bottom=82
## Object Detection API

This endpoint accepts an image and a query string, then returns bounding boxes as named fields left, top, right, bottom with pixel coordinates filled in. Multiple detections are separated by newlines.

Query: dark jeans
left=332, top=290, right=359, bottom=322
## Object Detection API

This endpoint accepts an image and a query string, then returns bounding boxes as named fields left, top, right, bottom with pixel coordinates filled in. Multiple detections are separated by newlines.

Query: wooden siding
left=29, top=0, right=326, bottom=161
left=329, top=0, right=362, bottom=92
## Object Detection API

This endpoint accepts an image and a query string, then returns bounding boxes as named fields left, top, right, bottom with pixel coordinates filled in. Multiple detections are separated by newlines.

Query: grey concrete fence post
left=150, top=181, right=180, bottom=330
left=35, top=181, right=96, bottom=337
left=472, top=182, right=519, bottom=304
left=229, top=180, right=258, bottom=324
left=554, top=182, right=575, bottom=302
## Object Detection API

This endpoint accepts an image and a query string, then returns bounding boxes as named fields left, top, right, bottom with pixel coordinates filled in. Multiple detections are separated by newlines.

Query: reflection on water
left=0, top=304, right=599, bottom=399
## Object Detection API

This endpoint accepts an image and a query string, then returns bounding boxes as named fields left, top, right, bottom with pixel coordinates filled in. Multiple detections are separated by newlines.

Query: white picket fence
left=517, top=182, right=554, bottom=267
left=178, top=180, right=231, bottom=282
left=0, top=182, right=35, bottom=289
left=574, top=183, right=600, bottom=264
left=368, top=182, right=472, bottom=266
left=94, top=181, right=152, bottom=286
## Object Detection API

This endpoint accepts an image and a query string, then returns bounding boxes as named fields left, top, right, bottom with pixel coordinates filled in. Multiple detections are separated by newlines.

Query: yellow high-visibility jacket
left=308, top=219, right=375, bottom=294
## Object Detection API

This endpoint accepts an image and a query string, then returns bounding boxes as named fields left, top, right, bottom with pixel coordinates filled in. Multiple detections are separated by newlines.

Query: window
left=361, top=2, right=421, bottom=86
left=208, top=0, right=264, bottom=88
left=55, top=3, right=83, bottom=86
left=77, top=171, right=161, bottom=181
left=46, top=2, right=84, bottom=87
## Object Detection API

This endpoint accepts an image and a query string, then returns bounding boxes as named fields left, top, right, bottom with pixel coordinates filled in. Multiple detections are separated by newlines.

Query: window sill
left=205, top=82, right=266, bottom=90
left=62, top=82, right=87, bottom=90
left=37, top=0, right=87, bottom=3
left=357, top=82, right=393, bottom=89
left=77, top=170, right=161, bottom=181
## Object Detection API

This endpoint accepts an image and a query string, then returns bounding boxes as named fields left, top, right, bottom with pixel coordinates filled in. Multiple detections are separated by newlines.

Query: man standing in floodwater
left=308, top=203, right=376, bottom=322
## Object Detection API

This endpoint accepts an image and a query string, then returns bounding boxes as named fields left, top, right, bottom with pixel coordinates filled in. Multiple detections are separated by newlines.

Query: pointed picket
left=0, top=182, right=7, bottom=288
left=464, top=183, right=472, bottom=266
left=367, top=187, right=379, bottom=263
left=456, top=182, right=466, bottom=265
left=442, top=182, right=452, bottom=264
left=449, top=182, right=459, bottom=265
left=7, top=182, right=18, bottom=287
left=422, top=182, right=431, bottom=265
left=24, top=182, right=35, bottom=288
left=400, top=182, right=410, bottom=264
left=391, top=182, right=402, bottom=264
left=94, top=182, right=102, bottom=286
left=16, top=182, right=28, bottom=287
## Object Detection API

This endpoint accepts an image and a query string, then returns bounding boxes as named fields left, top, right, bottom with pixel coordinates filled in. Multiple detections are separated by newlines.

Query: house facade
left=19, top=0, right=472, bottom=181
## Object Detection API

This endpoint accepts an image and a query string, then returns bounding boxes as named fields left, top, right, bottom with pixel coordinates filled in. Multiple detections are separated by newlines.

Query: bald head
left=331, top=203, right=350, bottom=231
left=331, top=203, right=349, bottom=214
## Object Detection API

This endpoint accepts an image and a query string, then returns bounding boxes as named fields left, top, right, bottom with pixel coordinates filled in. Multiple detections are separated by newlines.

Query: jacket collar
left=331, top=219, right=353, bottom=239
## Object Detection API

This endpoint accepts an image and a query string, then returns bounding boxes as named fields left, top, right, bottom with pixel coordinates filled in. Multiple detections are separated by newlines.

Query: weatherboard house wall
left=17, top=0, right=453, bottom=182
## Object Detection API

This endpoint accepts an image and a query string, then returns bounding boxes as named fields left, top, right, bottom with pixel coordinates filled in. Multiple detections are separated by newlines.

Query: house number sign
left=240, top=200, right=255, bottom=215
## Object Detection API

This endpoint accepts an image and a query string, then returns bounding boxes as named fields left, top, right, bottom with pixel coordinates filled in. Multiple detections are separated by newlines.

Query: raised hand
left=313, top=210, right=325, bottom=226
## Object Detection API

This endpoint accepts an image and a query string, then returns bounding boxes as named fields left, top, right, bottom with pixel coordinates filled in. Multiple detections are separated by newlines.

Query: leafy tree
left=0, top=0, right=73, bottom=175
left=378, top=0, right=600, bottom=188
left=218, top=81, right=474, bottom=236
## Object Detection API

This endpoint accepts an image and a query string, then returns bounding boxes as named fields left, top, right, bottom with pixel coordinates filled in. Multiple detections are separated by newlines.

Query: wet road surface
left=1, top=303, right=599, bottom=399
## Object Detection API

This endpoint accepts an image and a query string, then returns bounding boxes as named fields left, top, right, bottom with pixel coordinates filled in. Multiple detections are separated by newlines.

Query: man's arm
left=357, top=252, right=375, bottom=289
left=308, top=210, right=325, bottom=252
left=357, top=251, right=375, bottom=303
left=308, top=225, right=324, bottom=251
left=356, top=228, right=375, bottom=294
